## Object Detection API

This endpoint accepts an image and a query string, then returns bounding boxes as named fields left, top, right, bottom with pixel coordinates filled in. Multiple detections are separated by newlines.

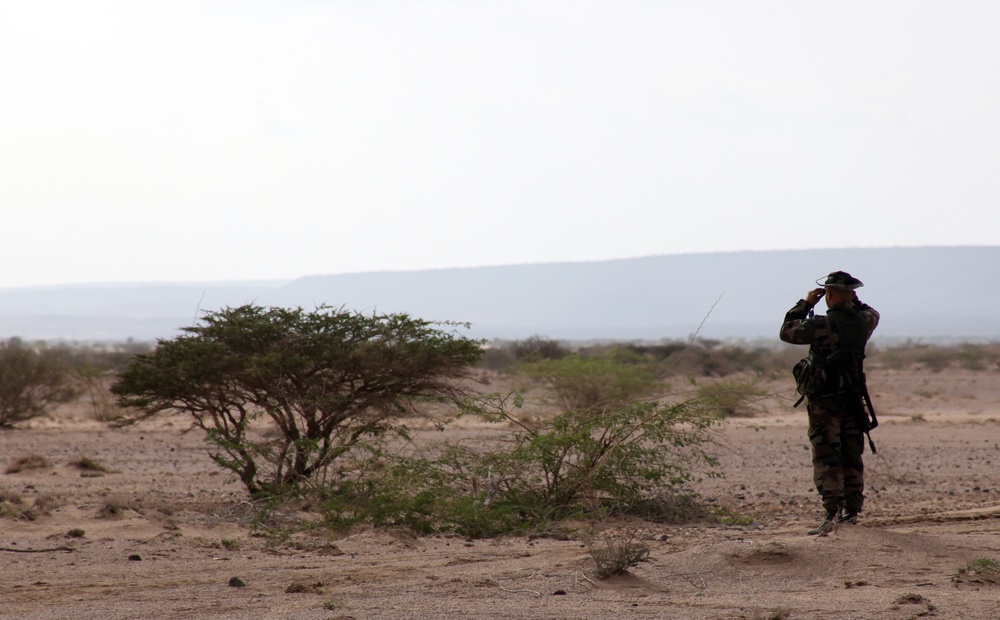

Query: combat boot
left=838, top=510, right=859, bottom=525
left=807, top=509, right=841, bottom=536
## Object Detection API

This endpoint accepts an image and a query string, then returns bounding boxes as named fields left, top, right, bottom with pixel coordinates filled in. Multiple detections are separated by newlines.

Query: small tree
left=112, top=305, right=484, bottom=496
left=0, top=339, right=79, bottom=428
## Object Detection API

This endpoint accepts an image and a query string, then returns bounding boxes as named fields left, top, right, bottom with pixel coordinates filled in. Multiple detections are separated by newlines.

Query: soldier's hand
left=805, top=288, right=825, bottom=305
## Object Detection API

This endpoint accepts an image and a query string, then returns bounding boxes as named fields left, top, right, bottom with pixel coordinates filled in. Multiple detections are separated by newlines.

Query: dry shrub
left=953, top=558, right=1000, bottom=585
left=97, top=494, right=141, bottom=519
left=68, top=455, right=110, bottom=473
left=210, top=497, right=304, bottom=530
left=589, top=529, right=651, bottom=579
left=891, top=592, right=937, bottom=614
left=918, top=349, right=953, bottom=373
left=280, top=539, right=345, bottom=556
left=20, top=494, right=65, bottom=520
left=75, top=372, right=128, bottom=423
left=139, top=498, right=176, bottom=517
left=0, top=487, right=23, bottom=504
left=0, top=339, right=79, bottom=427
left=896, top=593, right=927, bottom=604
left=1, top=494, right=63, bottom=521
left=5, top=453, right=52, bottom=474
left=0, top=488, right=25, bottom=519
left=285, top=580, right=324, bottom=594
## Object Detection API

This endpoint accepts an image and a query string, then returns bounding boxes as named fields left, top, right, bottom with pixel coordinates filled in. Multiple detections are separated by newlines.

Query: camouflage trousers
left=807, top=399, right=865, bottom=514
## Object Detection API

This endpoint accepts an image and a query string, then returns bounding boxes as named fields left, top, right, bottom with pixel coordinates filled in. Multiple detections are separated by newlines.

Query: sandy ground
left=5, top=368, right=1000, bottom=619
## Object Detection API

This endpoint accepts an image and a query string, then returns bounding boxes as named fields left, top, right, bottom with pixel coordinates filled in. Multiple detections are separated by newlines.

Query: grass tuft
left=954, top=558, right=1000, bottom=584
left=68, top=455, right=110, bottom=473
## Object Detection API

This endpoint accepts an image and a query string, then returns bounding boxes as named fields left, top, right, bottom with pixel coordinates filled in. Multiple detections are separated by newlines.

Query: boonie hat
left=816, top=271, right=863, bottom=291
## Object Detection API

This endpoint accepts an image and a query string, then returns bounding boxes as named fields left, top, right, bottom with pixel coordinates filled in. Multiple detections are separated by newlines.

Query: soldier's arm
left=853, top=294, right=880, bottom=336
left=779, top=299, right=817, bottom=344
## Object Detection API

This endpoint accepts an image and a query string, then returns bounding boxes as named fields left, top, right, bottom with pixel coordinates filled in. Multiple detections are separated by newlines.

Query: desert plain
left=4, top=363, right=1000, bottom=619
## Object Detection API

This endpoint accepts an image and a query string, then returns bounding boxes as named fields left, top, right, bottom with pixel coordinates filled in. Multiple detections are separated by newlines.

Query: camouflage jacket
left=780, top=298, right=880, bottom=400
left=780, top=299, right=879, bottom=349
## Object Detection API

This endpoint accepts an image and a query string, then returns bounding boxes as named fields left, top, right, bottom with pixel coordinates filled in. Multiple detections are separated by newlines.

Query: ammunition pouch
left=792, top=356, right=831, bottom=399
left=792, top=352, right=878, bottom=453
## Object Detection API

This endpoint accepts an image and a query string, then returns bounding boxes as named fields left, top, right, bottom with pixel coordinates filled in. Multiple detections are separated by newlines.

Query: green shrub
left=518, top=355, right=664, bottom=410
left=511, top=336, right=569, bottom=363
left=694, top=377, right=768, bottom=417
left=322, top=448, right=529, bottom=537
left=322, top=390, right=723, bottom=537
left=472, top=395, right=722, bottom=516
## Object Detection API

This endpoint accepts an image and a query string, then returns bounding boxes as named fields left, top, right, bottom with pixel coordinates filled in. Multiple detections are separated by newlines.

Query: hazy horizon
left=3, top=246, right=998, bottom=342
left=2, top=243, right=996, bottom=291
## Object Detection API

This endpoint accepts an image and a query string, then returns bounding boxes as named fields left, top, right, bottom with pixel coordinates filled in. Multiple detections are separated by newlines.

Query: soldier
left=780, top=271, right=880, bottom=535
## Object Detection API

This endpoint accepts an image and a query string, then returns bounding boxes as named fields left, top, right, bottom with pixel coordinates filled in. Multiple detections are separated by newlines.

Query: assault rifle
left=828, top=350, right=878, bottom=454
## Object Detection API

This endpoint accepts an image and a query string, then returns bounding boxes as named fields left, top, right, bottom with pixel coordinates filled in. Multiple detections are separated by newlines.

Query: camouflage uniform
left=779, top=272, right=879, bottom=525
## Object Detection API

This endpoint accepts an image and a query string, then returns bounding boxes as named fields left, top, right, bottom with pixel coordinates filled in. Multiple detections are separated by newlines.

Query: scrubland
left=4, top=338, right=1000, bottom=619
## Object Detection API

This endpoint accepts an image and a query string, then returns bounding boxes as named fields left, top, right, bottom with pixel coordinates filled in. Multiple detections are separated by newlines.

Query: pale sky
left=2, top=1, right=998, bottom=288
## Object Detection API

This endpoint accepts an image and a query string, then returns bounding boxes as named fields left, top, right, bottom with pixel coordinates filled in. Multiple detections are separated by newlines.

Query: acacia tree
left=0, top=339, right=79, bottom=428
left=112, top=305, right=484, bottom=496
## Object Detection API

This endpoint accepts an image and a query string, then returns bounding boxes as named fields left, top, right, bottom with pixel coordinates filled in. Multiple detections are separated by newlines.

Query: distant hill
left=2, top=246, right=997, bottom=343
